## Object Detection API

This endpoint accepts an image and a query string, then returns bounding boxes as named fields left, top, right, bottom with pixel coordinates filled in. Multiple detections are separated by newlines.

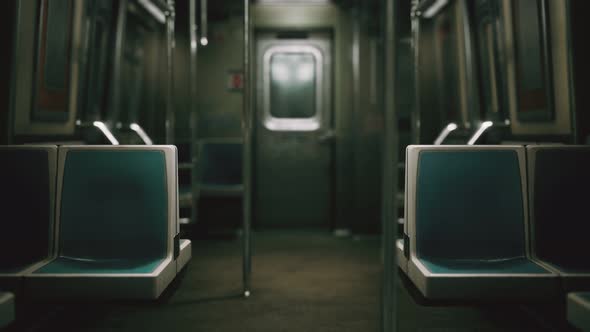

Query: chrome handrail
left=76, top=120, right=120, bottom=145
left=433, top=122, right=458, bottom=145
left=129, top=123, right=154, bottom=145
left=467, top=121, right=493, bottom=145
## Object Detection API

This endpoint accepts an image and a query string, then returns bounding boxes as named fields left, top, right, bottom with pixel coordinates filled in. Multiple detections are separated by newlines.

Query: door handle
left=318, top=130, right=336, bottom=144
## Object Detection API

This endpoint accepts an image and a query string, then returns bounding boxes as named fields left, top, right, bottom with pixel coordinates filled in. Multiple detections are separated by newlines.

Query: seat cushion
left=420, top=256, right=550, bottom=274
left=33, top=257, right=165, bottom=274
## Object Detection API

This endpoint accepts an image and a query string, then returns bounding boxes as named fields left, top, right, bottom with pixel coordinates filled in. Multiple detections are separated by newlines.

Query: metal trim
left=381, top=0, right=399, bottom=329
left=243, top=0, right=252, bottom=298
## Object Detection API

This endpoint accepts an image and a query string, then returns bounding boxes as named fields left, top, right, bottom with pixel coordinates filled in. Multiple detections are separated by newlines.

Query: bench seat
left=25, top=146, right=180, bottom=300
left=405, top=146, right=558, bottom=300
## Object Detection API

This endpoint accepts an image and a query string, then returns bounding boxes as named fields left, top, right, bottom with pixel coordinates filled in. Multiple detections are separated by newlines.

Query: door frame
left=253, top=30, right=335, bottom=229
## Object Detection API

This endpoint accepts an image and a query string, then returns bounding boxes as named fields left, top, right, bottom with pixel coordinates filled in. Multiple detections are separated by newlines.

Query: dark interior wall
left=10, top=0, right=82, bottom=143
left=351, top=8, right=384, bottom=232
left=7, top=0, right=174, bottom=145
left=195, top=11, right=244, bottom=139
left=173, top=0, right=195, bottom=144
left=1, top=1, right=16, bottom=144
left=570, top=1, right=589, bottom=143
left=415, top=19, right=441, bottom=144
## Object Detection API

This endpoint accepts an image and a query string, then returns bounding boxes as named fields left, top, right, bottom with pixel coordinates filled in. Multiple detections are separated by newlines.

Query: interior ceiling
left=208, top=0, right=385, bottom=20
left=207, top=0, right=411, bottom=36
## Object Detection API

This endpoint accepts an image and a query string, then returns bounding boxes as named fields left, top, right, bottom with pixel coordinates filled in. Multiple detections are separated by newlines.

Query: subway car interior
left=0, top=0, right=589, bottom=331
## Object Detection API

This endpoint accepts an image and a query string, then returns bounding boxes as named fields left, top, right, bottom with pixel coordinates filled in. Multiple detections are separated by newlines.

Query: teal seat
left=27, top=146, right=178, bottom=300
left=405, top=146, right=557, bottom=300
left=421, top=257, right=548, bottom=274
left=198, top=140, right=243, bottom=197
left=35, top=257, right=164, bottom=274
left=35, top=150, right=168, bottom=274
left=528, top=146, right=590, bottom=286
left=416, top=150, right=530, bottom=267
left=0, top=146, right=56, bottom=277
left=0, top=292, right=14, bottom=328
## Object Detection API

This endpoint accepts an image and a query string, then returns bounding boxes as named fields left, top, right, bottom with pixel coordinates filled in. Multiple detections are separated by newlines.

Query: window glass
left=269, top=52, right=316, bottom=118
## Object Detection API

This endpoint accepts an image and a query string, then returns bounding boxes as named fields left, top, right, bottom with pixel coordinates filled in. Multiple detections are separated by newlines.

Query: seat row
left=197, top=139, right=244, bottom=197
left=397, top=145, right=590, bottom=300
left=0, top=145, right=191, bottom=300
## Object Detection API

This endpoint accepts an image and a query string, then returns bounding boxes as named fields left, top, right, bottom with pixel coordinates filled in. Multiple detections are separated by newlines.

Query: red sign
left=227, top=71, right=244, bottom=91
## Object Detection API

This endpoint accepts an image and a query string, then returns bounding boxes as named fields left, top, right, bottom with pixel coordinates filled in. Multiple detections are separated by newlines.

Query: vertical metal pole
left=539, top=0, right=554, bottom=130
left=242, top=0, right=252, bottom=298
left=166, top=0, right=175, bottom=144
left=381, top=0, right=398, bottom=330
left=200, top=0, right=208, bottom=45
left=460, top=0, right=478, bottom=125
left=111, top=0, right=127, bottom=125
left=351, top=5, right=361, bottom=232
left=189, top=0, right=199, bottom=225
left=411, top=2, right=420, bottom=145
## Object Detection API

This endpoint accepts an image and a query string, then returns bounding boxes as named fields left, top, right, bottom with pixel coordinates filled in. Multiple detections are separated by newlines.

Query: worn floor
left=5, top=230, right=573, bottom=331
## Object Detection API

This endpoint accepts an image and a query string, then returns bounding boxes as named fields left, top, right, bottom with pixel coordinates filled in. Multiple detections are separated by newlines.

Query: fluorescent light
left=200, top=37, right=208, bottom=46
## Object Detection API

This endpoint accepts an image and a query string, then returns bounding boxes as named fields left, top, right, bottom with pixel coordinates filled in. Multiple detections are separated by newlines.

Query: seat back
left=407, top=146, right=528, bottom=262
left=56, top=146, right=177, bottom=261
left=0, top=146, right=56, bottom=273
left=199, top=140, right=243, bottom=186
left=528, top=146, right=590, bottom=272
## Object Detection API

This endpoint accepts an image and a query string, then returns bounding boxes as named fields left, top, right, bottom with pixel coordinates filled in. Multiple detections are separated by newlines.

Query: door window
left=263, top=45, right=323, bottom=131
left=270, top=53, right=317, bottom=119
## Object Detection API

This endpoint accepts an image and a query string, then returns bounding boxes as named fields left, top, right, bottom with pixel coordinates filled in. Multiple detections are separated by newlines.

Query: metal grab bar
left=467, top=121, right=493, bottom=145
left=129, top=123, right=154, bottom=145
left=433, top=122, right=458, bottom=145
left=76, top=120, right=120, bottom=145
